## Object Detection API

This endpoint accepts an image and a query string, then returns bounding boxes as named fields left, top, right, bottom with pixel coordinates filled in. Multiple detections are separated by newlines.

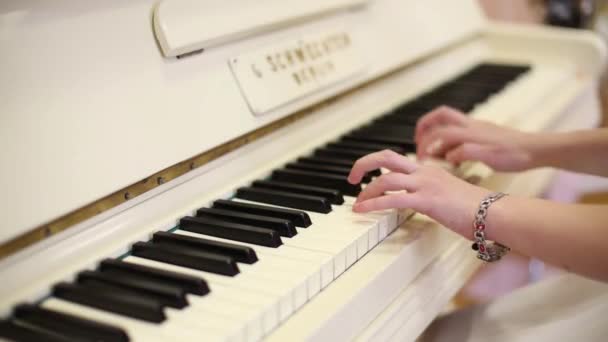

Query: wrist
left=520, top=132, right=554, bottom=169
left=471, top=192, right=510, bottom=262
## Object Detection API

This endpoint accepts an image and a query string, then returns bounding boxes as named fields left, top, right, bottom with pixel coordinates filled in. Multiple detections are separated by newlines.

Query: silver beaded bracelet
left=471, top=192, right=510, bottom=262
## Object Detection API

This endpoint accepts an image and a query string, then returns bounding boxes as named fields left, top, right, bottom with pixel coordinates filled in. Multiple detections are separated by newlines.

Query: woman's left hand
left=347, top=149, right=490, bottom=238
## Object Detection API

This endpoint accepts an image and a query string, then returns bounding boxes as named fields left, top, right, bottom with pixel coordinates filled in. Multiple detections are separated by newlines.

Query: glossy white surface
left=154, top=0, right=369, bottom=57
left=229, top=29, right=367, bottom=115
left=0, top=0, right=605, bottom=340
left=0, top=0, right=485, bottom=243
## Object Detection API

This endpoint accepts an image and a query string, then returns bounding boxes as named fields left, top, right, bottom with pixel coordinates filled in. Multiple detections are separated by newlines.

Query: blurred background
left=449, top=0, right=608, bottom=307
left=480, top=0, right=608, bottom=127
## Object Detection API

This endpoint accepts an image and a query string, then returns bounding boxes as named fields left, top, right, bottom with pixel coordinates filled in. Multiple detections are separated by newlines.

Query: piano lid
left=0, top=0, right=484, bottom=248
left=154, top=0, right=370, bottom=57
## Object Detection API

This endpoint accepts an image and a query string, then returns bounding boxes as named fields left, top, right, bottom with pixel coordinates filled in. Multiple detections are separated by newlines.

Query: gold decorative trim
left=0, top=33, right=477, bottom=260
left=0, top=104, right=320, bottom=260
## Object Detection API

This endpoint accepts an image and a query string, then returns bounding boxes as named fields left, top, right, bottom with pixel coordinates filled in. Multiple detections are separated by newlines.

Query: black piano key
left=152, top=231, right=258, bottom=264
left=252, top=179, right=344, bottom=205
left=0, top=319, right=76, bottom=342
left=391, top=104, right=431, bottom=117
left=353, top=124, right=416, bottom=139
left=99, top=259, right=210, bottom=296
left=313, top=147, right=370, bottom=161
left=373, top=114, right=420, bottom=126
left=132, top=241, right=240, bottom=276
left=434, top=80, right=503, bottom=91
left=235, top=187, right=332, bottom=214
left=271, top=169, right=362, bottom=197
left=196, top=207, right=297, bottom=238
left=452, top=73, right=517, bottom=85
left=52, top=282, right=166, bottom=323
left=13, top=304, right=129, bottom=342
left=326, top=141, right=405, bottom=154
left=296, top=156, right=382, bottom=177
left=472, top=63, right=530, bottom=76
left=212, top=199, right=312, bottom=228
left=284, top=162, right=372, bottom=183
left=341, top=132, right=415, bottom=150
left=77, top=270, right=188, bottom=309
left=180, top=215, right=283, bottom=247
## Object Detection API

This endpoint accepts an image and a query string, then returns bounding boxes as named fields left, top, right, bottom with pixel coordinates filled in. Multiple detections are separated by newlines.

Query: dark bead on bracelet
left=471, top=242, right=479, bottom=251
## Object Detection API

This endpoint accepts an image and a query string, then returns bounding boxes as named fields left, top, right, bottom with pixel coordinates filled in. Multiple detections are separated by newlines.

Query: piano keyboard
left=0, top=63, right=530, bottom=342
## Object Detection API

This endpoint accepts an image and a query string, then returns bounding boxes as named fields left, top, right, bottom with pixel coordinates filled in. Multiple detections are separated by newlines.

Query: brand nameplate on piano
left=229, top=30, right=366, bottom=116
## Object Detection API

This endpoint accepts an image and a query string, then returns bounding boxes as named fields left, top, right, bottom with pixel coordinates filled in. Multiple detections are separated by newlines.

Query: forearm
left=486, top=196, right=608, bottom=281
left=529, top=128, right=608, bottom=176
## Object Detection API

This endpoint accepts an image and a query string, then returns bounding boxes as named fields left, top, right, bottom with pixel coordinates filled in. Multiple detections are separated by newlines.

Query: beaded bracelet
left=471, top=192, right=510, bottom=262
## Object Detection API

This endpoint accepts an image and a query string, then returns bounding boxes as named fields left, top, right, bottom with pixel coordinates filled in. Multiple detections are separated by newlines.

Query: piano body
left=0, top=0, right=605, bottom=341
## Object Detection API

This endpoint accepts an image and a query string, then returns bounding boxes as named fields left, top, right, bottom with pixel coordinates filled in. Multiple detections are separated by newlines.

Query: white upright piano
left=0, top=0, right=605, bottom=341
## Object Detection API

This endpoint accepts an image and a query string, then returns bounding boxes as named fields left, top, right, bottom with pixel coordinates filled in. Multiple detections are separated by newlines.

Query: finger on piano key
left=124, top=256, right=280, bottom=333
left=151, top=231, right=258, bottom=264
left=271, top=169, right=361, bottom=197
left=251, top=180, right=345, bottom=205
left=235, top=187, right=332, bottom=213
left=180, top=216, right=283, bottom=247
left=131, top=241, right=240, bottom=276
left=213, top=199, right=312, bottom=227
left=196, top=207, right=297, bottom=237
left=0, top=319, right=76, bottom=342
left=12, top=304, right=129, bottom=342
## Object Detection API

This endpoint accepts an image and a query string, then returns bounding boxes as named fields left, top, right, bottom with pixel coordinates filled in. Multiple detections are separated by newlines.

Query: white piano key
left=124, top=256, right=281, bottom=333
left=42, top=298, right=228, bottom=342
left=188, top=233, right=335, bottom=289
left=287, top=206, right=378, bottom=261
left=282, top=230, right=349, bottom=276
left=174, top=230, right=322, bottom=300
left=132, top=253, right=296, bottom=322
left=185, top=291, right=265, bottom=341
left=231, top=198, right=377, bottom=273
left=164, top=308, right=244, bottom=342
left=295, top=226, right=361, bottom=268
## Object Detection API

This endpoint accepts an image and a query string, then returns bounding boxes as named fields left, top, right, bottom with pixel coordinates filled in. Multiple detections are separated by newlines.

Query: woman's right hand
left=415, top=106, right=542, bottom=172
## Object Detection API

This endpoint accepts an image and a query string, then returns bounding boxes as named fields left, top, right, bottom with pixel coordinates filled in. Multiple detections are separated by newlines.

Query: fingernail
left=426, top=139, right=443, bottom=155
